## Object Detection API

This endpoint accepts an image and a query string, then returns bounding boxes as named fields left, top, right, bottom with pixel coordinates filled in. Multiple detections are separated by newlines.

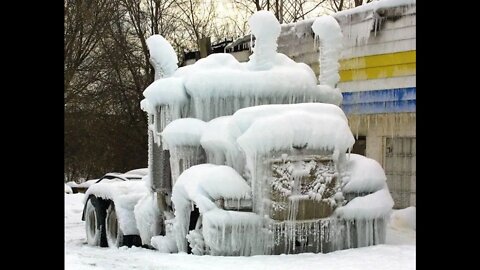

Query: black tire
left=106, top=203, right=124, bottom=248
left=85, top=198, right=108, bottom=247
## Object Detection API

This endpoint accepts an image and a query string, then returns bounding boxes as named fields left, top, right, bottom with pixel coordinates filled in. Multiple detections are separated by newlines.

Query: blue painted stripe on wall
left=341, top=87, right=416, bottom=114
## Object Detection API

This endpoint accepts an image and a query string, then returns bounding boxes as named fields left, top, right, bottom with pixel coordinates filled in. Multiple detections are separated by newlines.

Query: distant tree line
left=64, top=0, right=373, bottom=182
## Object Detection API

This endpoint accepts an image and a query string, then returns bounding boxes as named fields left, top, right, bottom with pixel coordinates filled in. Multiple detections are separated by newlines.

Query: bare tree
left=65, top=0, right=182, bottom=182
left=172, top=0, right=218, bottom=50
left=64, top=0, right=115, bottom=106
left=233, top=0, right=328, bottom=23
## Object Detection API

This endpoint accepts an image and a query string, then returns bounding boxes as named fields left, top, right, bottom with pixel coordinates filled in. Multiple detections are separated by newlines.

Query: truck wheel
left=85, top=198, right=107, bottom=247
left=106, top=203, right=124, bottom=247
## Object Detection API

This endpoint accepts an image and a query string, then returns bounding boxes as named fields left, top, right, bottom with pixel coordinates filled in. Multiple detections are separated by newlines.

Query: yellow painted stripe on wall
left=339, top=63, right=416, bottom=82
left=340, top=51, right=416, bottom=71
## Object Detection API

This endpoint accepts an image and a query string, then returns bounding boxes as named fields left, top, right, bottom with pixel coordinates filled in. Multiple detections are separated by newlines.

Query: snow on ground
left=65, top=193, right=415, bottom=269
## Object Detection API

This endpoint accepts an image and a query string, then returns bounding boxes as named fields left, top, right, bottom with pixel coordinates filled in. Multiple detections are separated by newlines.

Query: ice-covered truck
left=82, top=11, right=394, bottom=256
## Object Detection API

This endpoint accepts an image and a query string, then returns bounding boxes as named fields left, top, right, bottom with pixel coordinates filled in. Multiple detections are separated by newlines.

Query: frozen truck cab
left=83, top=10, right=394, bottom=256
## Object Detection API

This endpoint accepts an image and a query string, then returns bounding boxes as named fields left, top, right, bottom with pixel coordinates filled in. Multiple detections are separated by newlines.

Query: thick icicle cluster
left=312, top=15, right=344, bottom=105
left=146, top=35, right=178, bottom=80
left=247, top=10, right=281, bottom=70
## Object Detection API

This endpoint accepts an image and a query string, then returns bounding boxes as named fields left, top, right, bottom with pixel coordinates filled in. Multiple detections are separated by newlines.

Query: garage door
left=383, top=137, right=416, bottom=209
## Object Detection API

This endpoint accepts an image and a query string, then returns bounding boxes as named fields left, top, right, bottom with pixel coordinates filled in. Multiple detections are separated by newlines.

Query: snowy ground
left=65, top=193, right=415, bottom=269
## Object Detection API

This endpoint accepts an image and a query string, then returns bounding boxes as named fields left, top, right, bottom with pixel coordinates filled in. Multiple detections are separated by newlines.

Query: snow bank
left=161, top=118, right=206, bottom=149
left=146, top=35, right=178, bottom=79
left=66, top=191, right=415, bottom=265
left=85, top=181, right=148, bottom=235
left=141, top=77, right=188, bottom=114
left=389, top=206, right=415, bottom=231
left=335, top=186, right=394, bottom=220
left=171, top=164, right=251, bottom=252
left=343, top=154, right=387, bottom=193
left=151, top=235, right=178, bottom=253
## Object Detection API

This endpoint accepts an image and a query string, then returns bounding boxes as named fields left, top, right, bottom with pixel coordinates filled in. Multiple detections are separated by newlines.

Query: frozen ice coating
left=146, top=35, right=178, bottom=80
left=171, top=164, right=251, bottom=252
left=202, top=209, right=267, bottom=256
left=142, top=11, right=343, bottom=124
left=161, top=118, right=206, bottom=149
left=172, top=164, right=251, bottom=212
left=312, top=15, right=343, bottom=104
left=247, top=10, right=281, bottom=70
left=184, top=53, right=244, bottom=71
left=312, top=15, right=343, bottom=43
left=134, top=192, right=162, bottom=246
left=335, top=186, right=394, bottom=220
left=142, top=77, right=188, bottom=114
left=183, top=53, right=325, bottom=121
left=232, top=103, right=348, bottom=133
left=316, top=85, right=343, bottom=106
left=85, top=181, right=148, bottom=235
left=184, top=58, right=319, bottom=99
left=200, top=116, right=244, bottom=171
left=236, top=108, right=355, bottom=156
left=343, top=154, right=387, bottom=193
left=336, top=0, right=416, bottom=17
left=334, top=0, right=415, bottom=48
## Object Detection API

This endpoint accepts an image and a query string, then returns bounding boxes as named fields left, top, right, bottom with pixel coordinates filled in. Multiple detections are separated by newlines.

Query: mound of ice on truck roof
left=182, top=53, right=320, bottom=99
left=140, top=10, right=346, bottom=119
